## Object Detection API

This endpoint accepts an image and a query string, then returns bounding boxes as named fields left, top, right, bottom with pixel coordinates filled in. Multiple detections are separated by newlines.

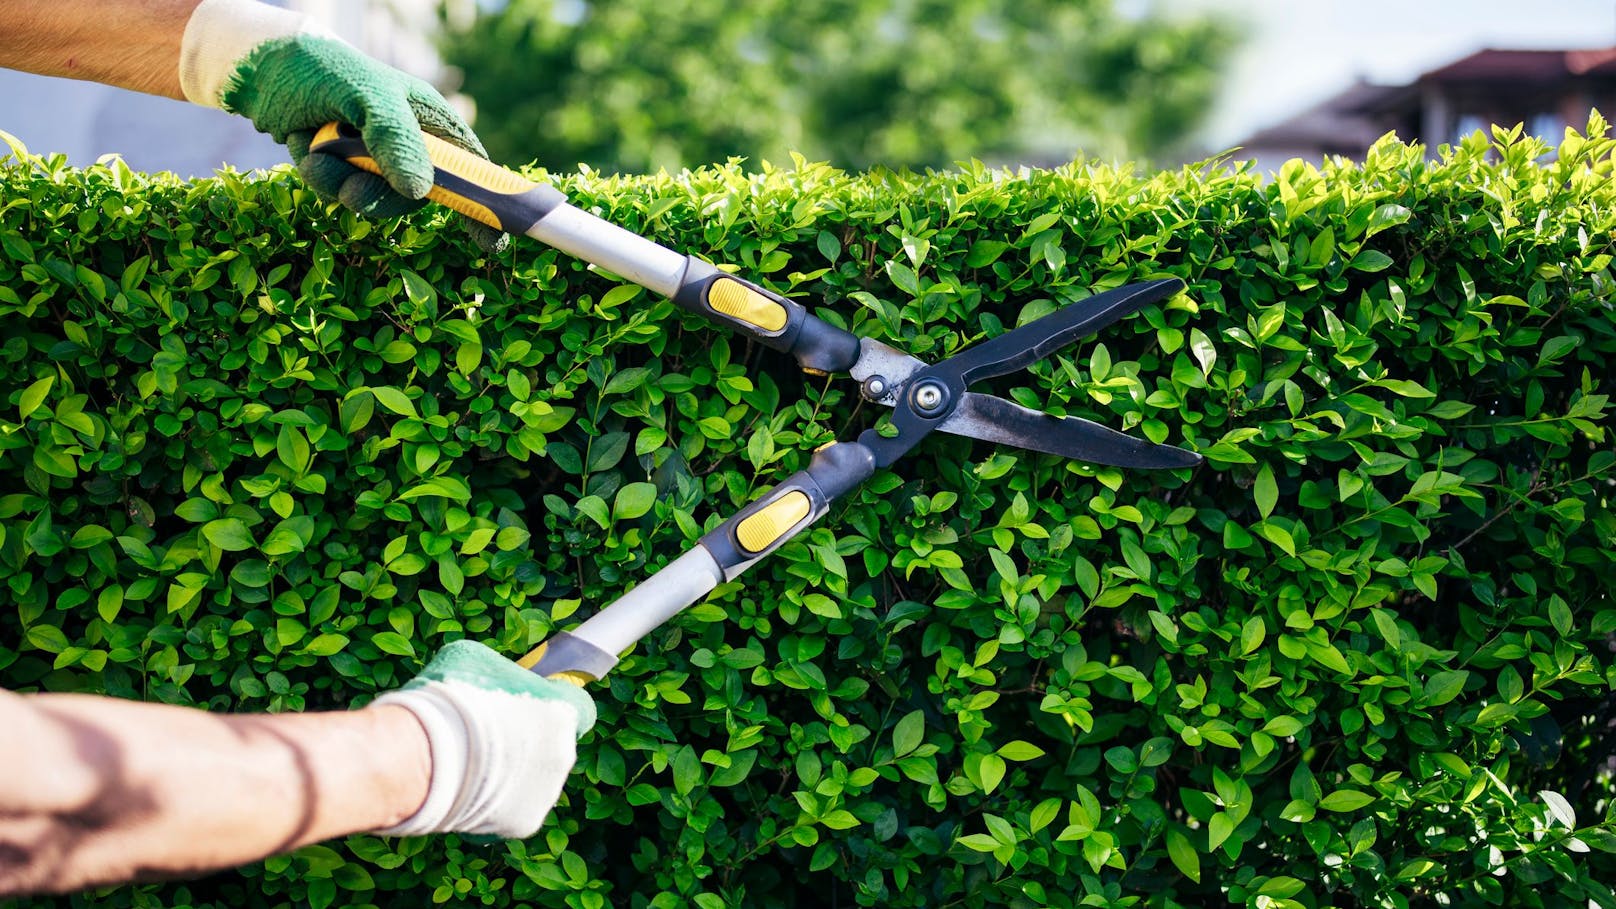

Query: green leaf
left=575, top=495, right=609, bottom=528
left=1351, top=250, right=1395, bottom=272
left=997, top=740, right=1045, bottom=761
left=604, top=366, right=653, bottom=396
left=1254, top=464, right=1277, bottom=519
left=885, top=260, right=919, bottom=295
left=1255, top=522, right=1296, bottom=557
left=1165, top=828, right=1200, bottom=883
left=977, top=753, right=1006, bottom=794
left=17, top=375, right=53, bottom=420
left=495, top=525, right=531, bottom=550
left=1309, top=227, right=1335, bottom=267
left=820, top=809, right=860, bottom=830
left=671, top=746, right=701, bottom=796
left=1029, top=798, right=1061, bottom=833
left=1426, top=399, right=1475, bottom=420
left=958, top=833, right=1001, bottom=853
left=1395, top=859, right=1439, bottom=881
left=175, top=498, right=220, bottom=523
left=1548, top=597, right=1573, bottom=636
left=398, top=476, right=473, bottom=503
left=598, top=283, right=643, bottom=311
left=1379, top=378, right=1435, bottom=399
left=1263, top=715, right=1304, bottom=737
left=1240, top=614, right=1266, bottom=654
left=202, top=518, right=255, bottom=552
left=232, top=560, right=272, bottom=588
left=1189, top=328, right=1216, bottom=375
left=587, top=431, right=630, bottom=472
left=1540, top=790, right=1576, bottom=829
left=893, top=710, right=925, bottom=757
left=332, top=862, right=375, bottom=891
left=341, top=392, right=375, bottom=434
left=400, top=269, right=437, bottom=310
left=97, top=585, right=124, bottom=623
left=277, top=424, right=311, bottom=474
left=1364, top=203, right=1411, bottom=237
left=32, top=446, right=76, bottom=478
left=1280, top=799, right=1315, bottom=823
left=1318, top=789, right=1375, bottom=812
left=69, top=525, right=113, bottom=549
left=613, top=482, right=658, bottom=520
left=370, top=386, right=417, bottom=417
left=817, top=230, right=841, bottom=263
left=1089, top=343, right=1111, bottom=382
left=372, top=631, right=415, bottom=657
left=1139, top=737, right=1174, bottom=767
left=26, top=624, right=70, bottom=653
left=965, top=240, right=1010, bottom=268
left=1423, top=670, right=1469, bottom=707
left=303, top=633, right=349, bottom=656
left=1538, top=334, right=1579, bottom=366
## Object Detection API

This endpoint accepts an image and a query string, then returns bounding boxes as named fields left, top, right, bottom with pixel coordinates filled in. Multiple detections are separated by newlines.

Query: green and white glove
left=372, top=640, right=596, bottom=838
left=177, top=0, right=507, bottom=252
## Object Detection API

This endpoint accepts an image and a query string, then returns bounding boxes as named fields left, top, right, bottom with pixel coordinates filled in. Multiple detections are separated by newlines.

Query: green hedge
left=4, top=120, right=1616, bottom=909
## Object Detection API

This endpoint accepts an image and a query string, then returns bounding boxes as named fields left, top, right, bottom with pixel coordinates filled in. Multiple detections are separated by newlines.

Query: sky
left=1176, top=0, right=1616, bottom=146
left=3, top=0, right=1612, bottom=175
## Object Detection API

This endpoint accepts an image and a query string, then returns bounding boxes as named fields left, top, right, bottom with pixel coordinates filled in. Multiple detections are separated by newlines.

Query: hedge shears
left=309, top=124, right=1202, bottom=685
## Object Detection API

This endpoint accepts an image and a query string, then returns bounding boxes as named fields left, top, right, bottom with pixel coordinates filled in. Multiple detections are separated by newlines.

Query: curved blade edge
left=938, top=393, right=1202, bottom=469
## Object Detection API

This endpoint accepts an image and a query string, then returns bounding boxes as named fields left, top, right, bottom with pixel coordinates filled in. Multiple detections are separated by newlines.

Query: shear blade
left=937, top=392, right=1202, bottom=469
left=946, top=278, right=1185, bottom=386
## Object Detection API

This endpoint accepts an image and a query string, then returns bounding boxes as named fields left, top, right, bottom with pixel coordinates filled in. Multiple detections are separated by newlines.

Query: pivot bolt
left=911, top=379, right=950, bottom=417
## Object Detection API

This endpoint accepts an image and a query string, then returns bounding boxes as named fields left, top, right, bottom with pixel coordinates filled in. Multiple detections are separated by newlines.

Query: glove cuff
left=178, top=0, right=331, bottom=108
left=371, top=685, right=469, bottom=837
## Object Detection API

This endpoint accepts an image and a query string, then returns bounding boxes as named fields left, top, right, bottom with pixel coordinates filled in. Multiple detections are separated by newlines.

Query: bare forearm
left=0, top=0, right=201, bottom=98
left=0, top=690, right=430, bottom=896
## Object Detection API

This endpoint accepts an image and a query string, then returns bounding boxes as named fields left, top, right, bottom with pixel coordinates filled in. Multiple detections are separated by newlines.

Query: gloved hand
left=372, top=640, right=595, bottom=838
left=177, top=0, right=508, bottom=253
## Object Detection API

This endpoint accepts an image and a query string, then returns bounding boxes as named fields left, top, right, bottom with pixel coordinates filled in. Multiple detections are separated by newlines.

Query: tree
left=440, top=0, right=1233, bottom=172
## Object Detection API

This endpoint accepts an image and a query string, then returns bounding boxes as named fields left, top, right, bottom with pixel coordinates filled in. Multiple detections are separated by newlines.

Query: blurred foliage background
left=440, top=0, right=1235, bottom=173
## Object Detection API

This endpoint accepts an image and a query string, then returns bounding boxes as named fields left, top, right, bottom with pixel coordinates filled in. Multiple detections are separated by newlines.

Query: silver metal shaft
left=527, top=202, right=690, bottom=298
left=566, top=546, right=725, bottom=658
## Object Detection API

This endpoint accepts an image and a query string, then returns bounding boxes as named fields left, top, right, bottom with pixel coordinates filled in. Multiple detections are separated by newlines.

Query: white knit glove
left=373, top=640, right=596, bottom=838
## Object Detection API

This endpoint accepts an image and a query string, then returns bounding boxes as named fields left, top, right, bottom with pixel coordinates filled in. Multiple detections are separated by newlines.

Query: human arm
left=0, top=641, right=593, bottom=897
left=0, top=0, right=506, bottom=248
left=0, top=690, right=430, bottom=895
left=0, top=0, right=194, bottom=98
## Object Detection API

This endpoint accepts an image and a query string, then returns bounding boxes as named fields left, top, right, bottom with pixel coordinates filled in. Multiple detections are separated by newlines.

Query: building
left=1235, top=47, right=1616, bottom=171
left=0, top=0, right=471, bottom=179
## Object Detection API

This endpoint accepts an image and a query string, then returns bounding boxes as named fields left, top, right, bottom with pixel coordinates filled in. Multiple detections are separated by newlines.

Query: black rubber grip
left=673, top=257, right=861, bottom=374
left=701, top=441, right=877, bottom=574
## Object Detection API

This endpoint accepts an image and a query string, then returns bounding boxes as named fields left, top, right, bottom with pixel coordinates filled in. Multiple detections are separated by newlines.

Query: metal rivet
left=862, top=375, right=889, bottom=400
left=911, top=379, right=950, bottom=417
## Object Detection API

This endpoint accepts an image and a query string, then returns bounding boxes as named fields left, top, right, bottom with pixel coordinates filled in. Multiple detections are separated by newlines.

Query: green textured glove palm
left=221, top=36, right=508, bottom=253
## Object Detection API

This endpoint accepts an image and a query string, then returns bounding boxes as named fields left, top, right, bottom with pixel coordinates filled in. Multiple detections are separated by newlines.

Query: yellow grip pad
left=735, top=490, right=812, bottom=555
left=517, top=640, right=548, bottom=669
left=707, top=277, right=789, bottom=333
left=309, top=122, right=539, bottom=231
left=417, top=131, right=538, bottom=196
left=516, top=640, right=596, bottom=686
